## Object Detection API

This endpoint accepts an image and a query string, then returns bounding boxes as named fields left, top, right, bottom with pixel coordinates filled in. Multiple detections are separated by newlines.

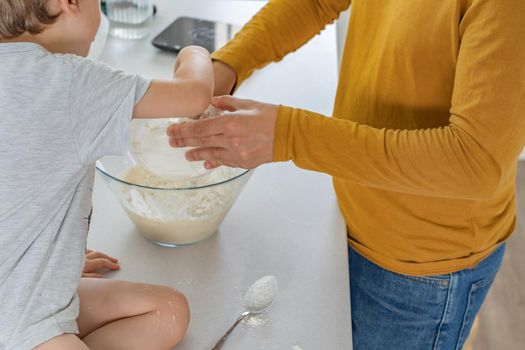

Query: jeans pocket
left=396, top=273, right=451, bottom=287
left=455, top=278, right=492, bottom=350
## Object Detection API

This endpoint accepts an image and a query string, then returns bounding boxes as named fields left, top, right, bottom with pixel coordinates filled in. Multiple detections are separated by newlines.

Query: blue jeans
left=349, top=244, right=506, bottom=350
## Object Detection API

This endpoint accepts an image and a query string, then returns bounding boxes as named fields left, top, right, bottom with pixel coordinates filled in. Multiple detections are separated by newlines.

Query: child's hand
left=82, top=249, right=120, bottom=278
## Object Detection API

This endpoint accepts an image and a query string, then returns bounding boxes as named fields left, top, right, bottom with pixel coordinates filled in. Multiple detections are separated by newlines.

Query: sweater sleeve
left=211, top=0, right=351, bottom=88
left=274, top=0, right=525, bottom=201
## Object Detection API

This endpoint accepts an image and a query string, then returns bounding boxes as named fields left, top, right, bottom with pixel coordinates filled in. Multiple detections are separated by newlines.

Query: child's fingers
left=84, top=258, right=120, bottom=273
left=82, top=273, right=104, bottom=279
left=86, top=250, right=118, bottom=262
left=86, top=250, right=119, bottom=263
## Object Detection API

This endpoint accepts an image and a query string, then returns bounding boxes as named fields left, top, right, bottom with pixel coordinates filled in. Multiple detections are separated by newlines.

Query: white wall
left=336, top=9, right=350, bottom=69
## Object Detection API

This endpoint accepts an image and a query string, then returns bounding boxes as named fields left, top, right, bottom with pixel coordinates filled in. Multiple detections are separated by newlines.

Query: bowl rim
left=95, top=160, right=252, bottom=191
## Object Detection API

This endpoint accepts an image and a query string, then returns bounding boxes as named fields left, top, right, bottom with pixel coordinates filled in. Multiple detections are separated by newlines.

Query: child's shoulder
left=0, top=42, right=109, bottom=81
left=54, top=51, right=115, bottom=75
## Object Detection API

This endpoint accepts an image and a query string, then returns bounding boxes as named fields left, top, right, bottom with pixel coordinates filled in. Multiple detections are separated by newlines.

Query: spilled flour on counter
left=243, top=313, right=271, bottom=328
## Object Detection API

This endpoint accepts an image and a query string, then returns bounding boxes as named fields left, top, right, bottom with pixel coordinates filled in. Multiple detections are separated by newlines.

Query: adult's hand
left=212, top=61, right=237, bottom=96
left=167, top=96, right=278, bottom=169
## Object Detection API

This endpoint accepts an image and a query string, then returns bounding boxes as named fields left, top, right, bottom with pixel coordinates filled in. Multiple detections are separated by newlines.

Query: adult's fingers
left=169, top=134, right=229, bottom=149
left=86, top=250, right=119, bottom=263
left=204, top=160, right=223, bottom=169
left=211, top=95, right=255, bottom=112
left=84, top=258, right=120, bottom=273
left=167, top=116, right=227, bottom=139
left=186, top=147, right=233, bottom=165
left=170, top=113, right=253, bottom=141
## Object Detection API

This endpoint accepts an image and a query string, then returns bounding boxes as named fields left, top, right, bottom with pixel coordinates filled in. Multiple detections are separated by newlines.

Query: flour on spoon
left=243, top=275, right=278, bottom=313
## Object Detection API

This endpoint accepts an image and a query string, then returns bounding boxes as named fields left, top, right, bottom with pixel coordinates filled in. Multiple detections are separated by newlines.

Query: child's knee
left=161, top=287, right=190, bottom=326
left=151, top=286, right=190, bottom=345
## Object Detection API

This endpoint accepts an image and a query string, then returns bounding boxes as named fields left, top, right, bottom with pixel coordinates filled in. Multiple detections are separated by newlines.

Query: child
left=0, top=0, right=214, bottom=349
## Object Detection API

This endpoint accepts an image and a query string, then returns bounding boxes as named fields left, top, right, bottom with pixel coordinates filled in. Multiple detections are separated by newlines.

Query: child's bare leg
left=34, top=334, right=89, bottom=350
left=77, top=278, right=190, bottom=350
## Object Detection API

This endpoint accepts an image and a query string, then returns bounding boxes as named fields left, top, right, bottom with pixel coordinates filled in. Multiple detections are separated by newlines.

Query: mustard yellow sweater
left=212, top=0, right=525, bottom=275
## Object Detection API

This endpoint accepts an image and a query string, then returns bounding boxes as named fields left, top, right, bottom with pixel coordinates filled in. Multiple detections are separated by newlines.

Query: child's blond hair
left=0, top=0, right=58, bottom=40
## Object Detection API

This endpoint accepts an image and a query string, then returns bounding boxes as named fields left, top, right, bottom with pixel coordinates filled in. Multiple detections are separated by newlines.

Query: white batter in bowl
left=96, top=155, right=252, bottom=246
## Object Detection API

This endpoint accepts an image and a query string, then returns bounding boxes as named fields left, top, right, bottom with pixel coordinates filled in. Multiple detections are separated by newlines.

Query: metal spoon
left=210, top=311, right=252, bottom=350
left=211, top=276, right=278, bottom=350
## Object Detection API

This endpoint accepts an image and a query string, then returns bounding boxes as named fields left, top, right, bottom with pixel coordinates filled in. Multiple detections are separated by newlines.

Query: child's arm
left=133, top=46, right=214, bottom=119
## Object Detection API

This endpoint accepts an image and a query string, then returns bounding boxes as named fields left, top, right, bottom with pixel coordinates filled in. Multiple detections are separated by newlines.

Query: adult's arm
left=211, top=0, right=352, bottom=91
left=170, top=0, right=525, bottom=201
left=273, top=0, right=525, bottom=200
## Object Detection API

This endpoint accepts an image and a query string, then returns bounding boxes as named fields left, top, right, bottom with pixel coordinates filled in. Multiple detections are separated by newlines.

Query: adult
left=168, top=1, right=525, bottom=349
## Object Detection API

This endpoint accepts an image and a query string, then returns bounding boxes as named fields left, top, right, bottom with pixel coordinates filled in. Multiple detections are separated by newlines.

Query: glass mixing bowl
left=96, top=155, right=252, bottom=247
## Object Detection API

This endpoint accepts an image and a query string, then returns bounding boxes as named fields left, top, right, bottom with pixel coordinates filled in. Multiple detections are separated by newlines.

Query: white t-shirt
left=0, top=42, right=151, bottom=350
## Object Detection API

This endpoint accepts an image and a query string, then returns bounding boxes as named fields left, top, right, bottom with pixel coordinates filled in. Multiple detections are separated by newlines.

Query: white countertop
left=88, top=1, right=352, bottom=349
